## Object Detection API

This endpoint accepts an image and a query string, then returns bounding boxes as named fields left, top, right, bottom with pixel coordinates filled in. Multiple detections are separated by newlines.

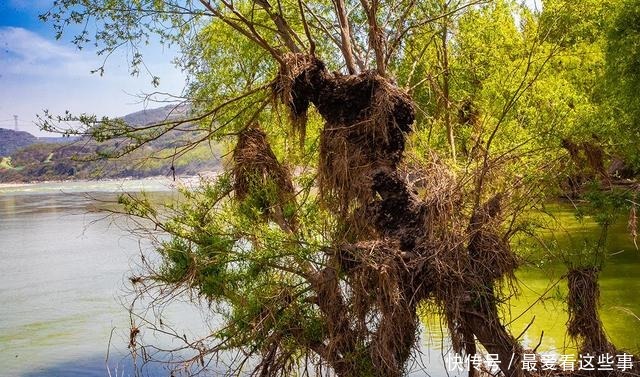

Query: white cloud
left=0, top=27, right=186, bottom=136
left=0, top=26, right=99, bottom=77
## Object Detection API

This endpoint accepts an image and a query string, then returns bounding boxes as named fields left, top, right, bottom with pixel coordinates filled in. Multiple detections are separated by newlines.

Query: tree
left=605, top=0, right=640, bottom=167
left=42, top=1, right=638, bottom=376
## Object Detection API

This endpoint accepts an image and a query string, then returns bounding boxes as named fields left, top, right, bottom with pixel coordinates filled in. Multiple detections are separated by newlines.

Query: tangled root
left=468, top=194, right=519, bottom=282
left=316, top=73, right=415, bottom=218
left=273, top=53, right=326, bottom=145
left=567, top=268, right=616, bottom=355
left=273, top=53, right=415, bottom=225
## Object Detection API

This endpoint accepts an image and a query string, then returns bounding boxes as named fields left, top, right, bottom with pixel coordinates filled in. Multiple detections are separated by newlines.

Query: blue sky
left=0, top=1, right=185, bottom=136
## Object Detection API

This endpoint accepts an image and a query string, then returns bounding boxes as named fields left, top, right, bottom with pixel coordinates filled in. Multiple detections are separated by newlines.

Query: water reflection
left=422, top=204, right=640, bottom=356
left=20, top=354, right=172, bottom=377
left=509, top=206, right=640, bottom=354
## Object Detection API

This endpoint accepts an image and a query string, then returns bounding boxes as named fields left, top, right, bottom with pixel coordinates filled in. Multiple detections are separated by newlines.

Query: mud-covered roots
left=273, top=53, right=326, bottom=143
left=468, top=194, right=519, bottom=282
left=232, top=126, right=296, bottom=230
left=567, top=268, right=616, bottom=355
left=273, top=53, right=415, bottom=219
left=368, top=170, right=430, bottom=250
left=317, top=74, right=415, bottom=216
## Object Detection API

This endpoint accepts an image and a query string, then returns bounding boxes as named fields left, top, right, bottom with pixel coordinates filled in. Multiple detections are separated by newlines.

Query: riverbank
left=0, top=172, right=220, bottom=192
left=0, top=178, right=175, bottom=196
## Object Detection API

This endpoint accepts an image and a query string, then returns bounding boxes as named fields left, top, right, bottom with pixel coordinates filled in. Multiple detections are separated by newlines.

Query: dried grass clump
left=467, top=194, right=519, bottom=282
left=563, top=269, right=640, bottom=376
left=582, top=141, right=607, bottom=179
left=406, top=154, right=465, bottom=268
left=567, top=267, right=616, bottom=355
left=333, top=240, right=420, bottom=377
left=561, top=138, right=610, bottom=188
left=232, top=126, right=296, bottom=229
left=318, top=126, right=375, bottom=220
left=340, top=241, right=415, bottom=309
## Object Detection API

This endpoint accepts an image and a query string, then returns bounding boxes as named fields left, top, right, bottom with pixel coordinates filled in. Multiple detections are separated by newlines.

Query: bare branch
left=359, top=0, right=386, bottom=76
left=256, top=0, right=304, bottom=53
left=386, top=0, right=488, bottom=64
left=298, top=0, right=317, bottom=54
left=332, top=0, right=359, bottom=74
left=198, top=0, right=285, bottom=65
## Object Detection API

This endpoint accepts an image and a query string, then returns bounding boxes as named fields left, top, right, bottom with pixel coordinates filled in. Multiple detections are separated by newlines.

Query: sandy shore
left=0, top=182, right=32, bottom=189
left=0, top=173, right=220, bottom=192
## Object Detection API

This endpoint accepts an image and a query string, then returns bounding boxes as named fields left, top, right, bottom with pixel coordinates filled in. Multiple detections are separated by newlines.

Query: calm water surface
left=506, top=205, right=640, bottom=354
left=0, top=179, right=204, bottom=377
left=1, top=180, right=639, bottom=376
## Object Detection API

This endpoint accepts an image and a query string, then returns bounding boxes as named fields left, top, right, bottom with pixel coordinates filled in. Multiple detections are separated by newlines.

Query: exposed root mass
left=567, top=268, right=617, bottom=355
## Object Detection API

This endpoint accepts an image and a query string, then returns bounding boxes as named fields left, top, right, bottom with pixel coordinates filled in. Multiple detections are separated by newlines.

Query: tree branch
left=332, top=0, right=359, bottom=74
left=359, top=0, right=386, bottom=76
left=198, top=0, right=285, bottom=65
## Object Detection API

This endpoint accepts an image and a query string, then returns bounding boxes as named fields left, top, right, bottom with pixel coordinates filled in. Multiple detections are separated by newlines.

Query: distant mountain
left=38, top=136, right=79, bottom=144
left=121, top=103, right=190, bottom=126
left=0, top=128, right=37, bottom=156
left=0, top=104, right=220, bottom=183
left=0, top=129, right=80, bottom=157
left=0, top=104, right=190, bottom=157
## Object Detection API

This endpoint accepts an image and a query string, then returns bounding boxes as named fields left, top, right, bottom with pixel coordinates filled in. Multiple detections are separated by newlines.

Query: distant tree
left=605, top=0, right=640, bottom=166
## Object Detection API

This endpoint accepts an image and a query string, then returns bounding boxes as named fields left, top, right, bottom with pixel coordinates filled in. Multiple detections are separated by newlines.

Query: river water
left=1, top=180, right=639, bottom=376
left=0, top=179, right=192, bottom=377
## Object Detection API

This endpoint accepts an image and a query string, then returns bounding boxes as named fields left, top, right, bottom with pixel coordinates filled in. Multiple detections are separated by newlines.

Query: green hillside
left=0, top=106, right=221, bottom=182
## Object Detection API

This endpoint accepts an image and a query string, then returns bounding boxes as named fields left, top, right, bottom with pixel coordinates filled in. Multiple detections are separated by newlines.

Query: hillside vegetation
left=0, top=105, right=221, bottom=182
